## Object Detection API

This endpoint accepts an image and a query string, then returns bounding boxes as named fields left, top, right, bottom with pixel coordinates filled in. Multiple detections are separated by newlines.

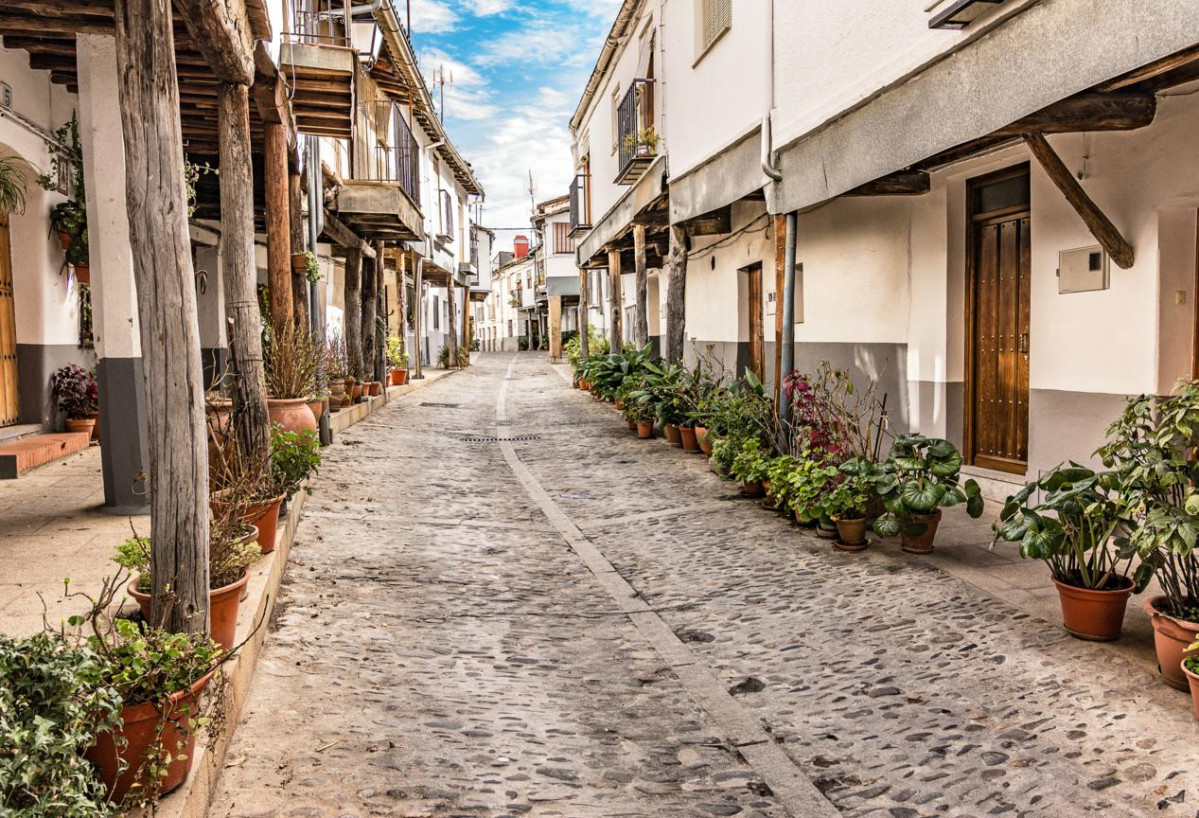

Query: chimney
left=514, top=235, right=529, bottom=259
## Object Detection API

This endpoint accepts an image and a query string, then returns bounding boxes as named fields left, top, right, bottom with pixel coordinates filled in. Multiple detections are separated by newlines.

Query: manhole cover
left=462, top=435, right=542, bottom=443
left=420, top=402, right=460, bottom=408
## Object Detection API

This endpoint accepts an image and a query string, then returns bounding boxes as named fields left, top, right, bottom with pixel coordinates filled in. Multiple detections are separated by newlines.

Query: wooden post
left=664, top=224, right=687, bottom=365
left=361, top=248, right=377, bottom=382
left=461, top=284, right=470, bottom=364
left=446, top=283, right=459, bottom=368
left=376, top=243, right=386, bottom=380
left=548, top=295, right=563, bottom=361
left=344, top=247, right=363, bottom=379
left=397, top=252, right=408, bottom=359
left=264, top=122, right=293, bottom=327
left=773, top=214, right=786, bottom=402
left=608, top=248, right=623, bottom=352
left=289, top=172, right=307, bottom=321
left=578, top=266, right=590, bottom=359
left=1023, top=132, right=1135, bottom=269
left=412, top=257, right=424, bottom=378
left=114, top=0, right=209, bottom=634
left=218, top=82, right=270, bottom=462
left=633, top=224, right=649, bottom=348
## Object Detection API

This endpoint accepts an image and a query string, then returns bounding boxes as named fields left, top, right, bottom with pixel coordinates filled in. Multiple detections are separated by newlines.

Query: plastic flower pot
left=1053, top=577, right=1133, bottom=642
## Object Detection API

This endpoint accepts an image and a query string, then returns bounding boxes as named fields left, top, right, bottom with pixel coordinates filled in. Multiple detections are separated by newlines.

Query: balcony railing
left=286, top=0, right=352, bottom=46
left=615, top=78, right=657, bottom=185
left=569, top=173, right=591, bottom=236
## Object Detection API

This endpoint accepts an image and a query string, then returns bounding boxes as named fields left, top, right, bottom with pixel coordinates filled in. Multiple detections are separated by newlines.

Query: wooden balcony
left=278, top=40, right=356, bottom=140
left=335, top=180, right=423, bottom=242
left=569, top=173, right=591, bottom=237
left=615, top=78, right=657, bottom=185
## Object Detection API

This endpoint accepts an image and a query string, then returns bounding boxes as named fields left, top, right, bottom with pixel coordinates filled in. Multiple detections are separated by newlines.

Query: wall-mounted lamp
left=929, top=0, right=1005, bottom=29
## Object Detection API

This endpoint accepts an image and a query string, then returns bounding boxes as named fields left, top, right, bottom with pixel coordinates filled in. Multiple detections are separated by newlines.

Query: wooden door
left=968, top=173, right=1031, bottom=474
left=744, top=263, right=764, bottom=380
left=0, top=214, right=17, bottom=426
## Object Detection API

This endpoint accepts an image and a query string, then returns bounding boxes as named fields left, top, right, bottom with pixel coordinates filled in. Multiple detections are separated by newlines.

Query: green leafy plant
left=1097, top=380, right=1199, bottom=620
left=271, top=426, right=321, bottom=500
left=873, top=434, right=983, bottom=538
left=774, top=450, right=840, bottom=523
left=0, top=632, right=122, bottom=816
left=991, top=463, right=1143, bottom=591
left=304, top=251, right=322, bottom=283
left=183, top=158, right=218, bottom=218
left=729, top=438, right=771, bottom=485
left=1185, top=639, right=1199, bottom=676
left=38, top=113, right=89, bottom=269
left=437, top=345, right=469, bottom=368
left=385, top=336, right=409, bottom=369
left=825, top=465, right=875, bottom=521
left=0, top=155, right=31, bottom=216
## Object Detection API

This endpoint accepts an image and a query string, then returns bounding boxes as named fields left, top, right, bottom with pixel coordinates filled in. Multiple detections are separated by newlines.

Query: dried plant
left=264, top=318, right=323, bottom=399
left=325, top=332, right=350, bottom=381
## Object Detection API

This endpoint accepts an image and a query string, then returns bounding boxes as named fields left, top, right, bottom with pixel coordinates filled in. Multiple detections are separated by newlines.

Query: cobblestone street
left=210, top=353, right=1199, bottom=818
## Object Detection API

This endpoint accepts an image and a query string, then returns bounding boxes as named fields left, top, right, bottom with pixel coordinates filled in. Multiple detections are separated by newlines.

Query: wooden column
left=461, top=284, right=470, bottom=364
left=376, top=244, right=386, bottom=379
left=608, top=248, right=623, bottom=352
left=664, top=224, right=688, bottom=365
left=633, top=224, right=649, bottom=348
left=1023, top=131, right=1135, bottom=269
left=344, top=247, right=363, bottom=379
left=218, top=81, right=270, bottom=462
left=548, top=295, right=563, bottom=361
left=114, top=0, right=209, bottom=634
left=289, top=172, right=307, bottom=321
left=446, top=283, right=459, bottom=368
left=412, top=256, right=424, bottom=378
left=264, top=122, right=293, bottom=327
left=772, top=214, right=786, bottom=401
left=578, top=266, right=590, bottom=359
left=361, top=248, right=377, bottom=382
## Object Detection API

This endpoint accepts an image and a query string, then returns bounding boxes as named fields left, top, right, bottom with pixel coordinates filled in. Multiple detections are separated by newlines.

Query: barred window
left=553, top=222, right=575, bottom=255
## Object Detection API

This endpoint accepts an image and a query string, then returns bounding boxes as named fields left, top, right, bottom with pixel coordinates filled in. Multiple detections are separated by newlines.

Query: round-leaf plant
left=872, top=434, right=983, bottom=538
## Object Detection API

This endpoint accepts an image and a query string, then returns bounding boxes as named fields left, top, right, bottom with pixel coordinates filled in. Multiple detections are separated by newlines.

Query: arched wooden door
left=0, top=213, right=17, bottom=426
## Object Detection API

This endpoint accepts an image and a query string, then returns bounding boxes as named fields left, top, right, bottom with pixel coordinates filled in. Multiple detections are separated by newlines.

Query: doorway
left=0, top=214, right=17, bottom=427
left=741, top=262, right=764, bottom=380
left=966, top=165, right=1031, bottom=474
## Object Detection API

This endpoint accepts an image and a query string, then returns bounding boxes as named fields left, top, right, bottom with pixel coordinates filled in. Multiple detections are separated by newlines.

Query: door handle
left=1018, top=332, right=1029, bottom=354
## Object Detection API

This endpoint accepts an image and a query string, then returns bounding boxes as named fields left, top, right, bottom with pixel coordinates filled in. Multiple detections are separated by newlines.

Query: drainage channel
left=493, top=357, right=839, bottom=818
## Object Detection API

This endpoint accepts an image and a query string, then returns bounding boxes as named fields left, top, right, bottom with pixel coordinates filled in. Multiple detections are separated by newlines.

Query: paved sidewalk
left=210, top=353, right=1198, bottom=818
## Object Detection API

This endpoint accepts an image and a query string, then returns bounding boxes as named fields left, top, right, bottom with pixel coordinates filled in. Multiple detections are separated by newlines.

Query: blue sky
left=406, top=0, right=622, bottom=251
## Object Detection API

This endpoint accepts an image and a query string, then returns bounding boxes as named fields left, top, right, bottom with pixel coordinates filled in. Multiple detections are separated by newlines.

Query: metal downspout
left=780, top=211, right=797, bottom=426
left=412, top=254, right=424, bottom=379
left=306, top=136, right=333, bottom=445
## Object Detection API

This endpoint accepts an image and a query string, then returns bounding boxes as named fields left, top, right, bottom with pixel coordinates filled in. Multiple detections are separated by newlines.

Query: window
left=433, top=294, right=440, bottom=330
left=610, top=84, right=621, bottom=154
left=696, top=0, right=731, bottom=57
left=553, top=222, right=575, bottom=255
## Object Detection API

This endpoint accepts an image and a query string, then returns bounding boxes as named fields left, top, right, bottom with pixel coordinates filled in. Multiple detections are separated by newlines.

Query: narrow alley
left=210, top=354, right=1197, bottom=818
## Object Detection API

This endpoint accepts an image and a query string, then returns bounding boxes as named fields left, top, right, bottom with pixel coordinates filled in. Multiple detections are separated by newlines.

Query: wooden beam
left=174, top=0, right=254, bottom=85
left=996, top=93, right=1156, bottom=137
left=633, top=223, right=649, bottom=348
left=1098, top=45, right=1199, bottom=92
left=664, top=224, right=687, bottom=365
left=321, top=209, right=375, bottom=257
left=1024, top=131, right=1134, bottom=269
left=845, top=170, right=931, bottom=197
left=113, top=0, right=209, bottom=635
left=687, top=205, right=732, bottom=237
left=578, top=265, right=590, bottom=359
left=608, top=248, right=623, bottom=352
left=344, top=247, right=364, bottom=378
left=0, top=14, right=113, bottom=35
left=264, top=121, right=293, bottom=325
left=632, top=209, right=670, bottom=227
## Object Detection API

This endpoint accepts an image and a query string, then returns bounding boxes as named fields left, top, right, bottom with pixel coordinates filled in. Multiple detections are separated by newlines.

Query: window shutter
left=701, top=0, right=731, bottom=49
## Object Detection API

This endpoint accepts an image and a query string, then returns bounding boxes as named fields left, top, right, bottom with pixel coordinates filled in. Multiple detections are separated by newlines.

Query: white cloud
left=407, top=0, right=459, bottom=33
left=474, top=21, right=589, bottom=69
left=464, top=0, right=513, bottom=14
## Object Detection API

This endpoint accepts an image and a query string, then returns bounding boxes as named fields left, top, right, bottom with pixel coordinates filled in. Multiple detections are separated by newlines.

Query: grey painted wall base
left=201, top=347, right=228, bottom=390
left=96, top=356, right=149, bottom=512
left=1026, top=388, right=1128, bottom=479
left=15, top=344, right=96, bottom=427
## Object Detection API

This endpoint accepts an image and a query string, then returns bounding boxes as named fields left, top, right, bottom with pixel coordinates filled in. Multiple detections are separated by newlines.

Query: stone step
left=0, top=432, right=92, bottom=479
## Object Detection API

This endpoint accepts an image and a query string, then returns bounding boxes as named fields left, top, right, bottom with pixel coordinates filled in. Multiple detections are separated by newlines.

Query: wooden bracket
left=1023, top=132, right=1134, bottom=269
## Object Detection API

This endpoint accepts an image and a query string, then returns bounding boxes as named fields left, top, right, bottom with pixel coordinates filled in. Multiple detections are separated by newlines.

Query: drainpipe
left=412, top=252, right=425, bottom=379
left=779, top=211, right=797, bottom=426
left=305, top=135, right=333, bottom=445
left=761, top=116, right=782, bottom=183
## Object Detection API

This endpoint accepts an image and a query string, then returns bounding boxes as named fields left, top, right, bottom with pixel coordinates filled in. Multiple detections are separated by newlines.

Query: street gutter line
left=495, top=355, right=839, bottom=818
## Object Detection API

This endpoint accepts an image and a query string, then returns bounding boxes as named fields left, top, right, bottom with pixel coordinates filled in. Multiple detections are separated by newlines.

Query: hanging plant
left=37, top=113, right=89, bottom=273
left=184, top=157, right=218, bottom=218
left=0, top=155, right=31, bottom=216
left=304, top=251, right=322, bottom=283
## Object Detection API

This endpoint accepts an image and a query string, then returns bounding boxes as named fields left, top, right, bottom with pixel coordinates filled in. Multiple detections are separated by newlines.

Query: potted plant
left=775, top=450, right=839, bottom=528
left=0, top=155, right=30, bottom=218
left=991, top=463, right=1144, bottom=641
left=386, top=336, right=409, bottom=386
left=37, top=114, right=91, bottom=283
left=1183, top=639, right=1199, bottom=720
left=730, top=438, right=771, bottom=498
left=51, top=364, right=99, bottom=438
left=116, top=508, right=259, bottom=652
left=827, top=457, right=876, bottom=550
left=1098, top=381, right=1199, bottom=687
left=272, top=426, right=321, bottom=504
left=264, top=318, right=322, bottom=434
left=326, top=334, right=349, bottom=409
left=209, top=427, right=285, bottom=555
left=872, top=434, right=984, bottom=553
left=0, top=632, right=122, bottom=814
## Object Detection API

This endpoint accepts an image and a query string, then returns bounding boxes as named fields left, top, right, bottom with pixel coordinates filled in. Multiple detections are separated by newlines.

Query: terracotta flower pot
left=86, top=673, right=213, bottom=803
left=615, top=399, right=624, bottom=410
left=128, top=570, right=247, bottom=652
left=835, top=517, right=868, bottom=550
left=351, top=383, right=365, bottom=401
left=368, top=381, right=382, bottom=397
left=1144, top=596, right=1199, bottom=690
left=65, top=417, right=96, bottom=438
left=306, top=397, right=324, bottom=424
left=696, top=426, right=713, bottom=456
left=1053, top=577, right=1133, bottom=642
left=636, top=420, right=654, bottom=439
left=390, top=368, right=409, bottom=386
left=329, top=379, right=346, bottom=400
left=679, top=426, right=701, bottom=453
left=86, top=411, right=101, bottom=442
left=57, top=229, right=71, bottom=251
left=212, top=494, right=284, bottom=554
left=291, top=253, right=309, bottom=273
left=267, top=397, right=319, bottom=435
left=1183, top=660, right=1199, bottom=720
left=664, top=423, right=682, bottom=447
left=73, top=263, right=90, bottom=284
left=741, top=480, right=764, bottom=498
left=816, top=519, right=838, bottom=539
left=580, top=380, right=591, bottom=392
left=899, top=510, right=942, bottom=554
left=627, top=418, right=637, bottom=430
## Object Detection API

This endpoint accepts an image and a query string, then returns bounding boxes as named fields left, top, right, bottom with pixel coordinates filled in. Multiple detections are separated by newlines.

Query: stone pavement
left=210, top=353, right=1199, bottom=818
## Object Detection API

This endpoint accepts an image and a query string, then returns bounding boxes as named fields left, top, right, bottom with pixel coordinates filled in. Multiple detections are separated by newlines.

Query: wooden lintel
left=996, top=93, right=1156, bottom=137
left=322, top=209, right=376, bottom=258
left=686, top=205, right=732, bottom=237
left=632, top=210, right=670, bottom=227
left=1023, top=132, right=1134, bottom=269
left=1098, top=44, right=1199, bottom=92
left=175, top=0, right=254, bottom=85
left=845, top=170, right=931, bottom=197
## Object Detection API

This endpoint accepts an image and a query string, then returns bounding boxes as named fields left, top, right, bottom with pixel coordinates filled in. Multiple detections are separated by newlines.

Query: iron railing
left=351, top=102, right=420, bottom=204
left=286, top=0, right=353, bottom=45
left=569, top=173, right=591, bottom=233
left=616, top=78, right=657, bottom=185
